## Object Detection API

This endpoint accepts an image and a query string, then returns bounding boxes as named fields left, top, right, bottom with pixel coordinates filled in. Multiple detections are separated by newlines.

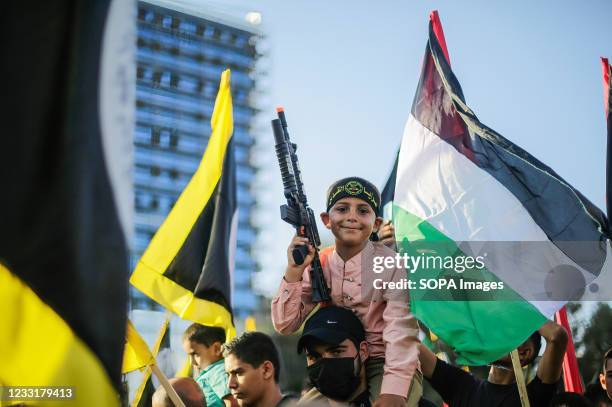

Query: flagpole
left=510, top=349, right=529, bottom=407
left=510, top=349, right=530, bottom=407
left=151, top=362, right=186, bottom=407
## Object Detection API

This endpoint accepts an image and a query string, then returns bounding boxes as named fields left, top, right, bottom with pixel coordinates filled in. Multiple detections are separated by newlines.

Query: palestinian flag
left=0, top=1, right=133, bottom=405
left=386, top=11, right=611, bottom=365
left=130, top=70, right=237, bottom=339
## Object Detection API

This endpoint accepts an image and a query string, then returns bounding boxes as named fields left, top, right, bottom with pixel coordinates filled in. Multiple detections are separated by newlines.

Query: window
left=170, top=73, right=179, bottom=88
left=150, top=195, right=159, bottom=210
left=152, top=71, right=161, bottom=86
left=150, top=166, right=161, bottom=176
left=144, top=10, right=155, bottom=23
left=204, top=25, right=215, bottom=38
left=180, top=20, right=197, bottom=34
left=162, top=15, right=172, bottom=29
left=160, top=71, right=171, bottom=87
left=169, top=131, right=179, bottom=148
left=151, top=128, right=160, bottom=146
left=135, top=193, right=143, bottom=209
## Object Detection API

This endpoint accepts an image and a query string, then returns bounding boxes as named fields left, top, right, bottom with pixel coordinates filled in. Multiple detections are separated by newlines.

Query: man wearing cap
left=297, top=306, right=372, bottom=407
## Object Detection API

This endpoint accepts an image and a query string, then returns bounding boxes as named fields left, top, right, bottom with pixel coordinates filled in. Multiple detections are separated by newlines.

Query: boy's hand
left=373, top=394, right=406, bottom=407
left=377, top=220, right=396, bottom=250
left=284, top=235, right=315, bottom=283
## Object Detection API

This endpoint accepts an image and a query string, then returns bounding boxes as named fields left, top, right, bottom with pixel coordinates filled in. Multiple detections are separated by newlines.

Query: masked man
left=297, top=306, right=371, bottom=407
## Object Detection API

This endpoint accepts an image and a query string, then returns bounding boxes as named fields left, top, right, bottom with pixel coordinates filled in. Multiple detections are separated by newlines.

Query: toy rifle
left=272, top=107, right=331, bottom=303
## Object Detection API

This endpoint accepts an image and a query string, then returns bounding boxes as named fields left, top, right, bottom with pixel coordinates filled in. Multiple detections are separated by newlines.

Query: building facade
left=131, top=0, right=259, bottom=319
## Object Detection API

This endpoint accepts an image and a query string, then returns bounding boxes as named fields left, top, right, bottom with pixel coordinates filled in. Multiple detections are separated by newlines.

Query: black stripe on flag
left=163, top=138, right=236, bottom=320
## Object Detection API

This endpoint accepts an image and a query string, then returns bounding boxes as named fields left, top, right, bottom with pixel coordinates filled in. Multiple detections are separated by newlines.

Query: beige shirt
left=271, top=241, right=420, bottom=397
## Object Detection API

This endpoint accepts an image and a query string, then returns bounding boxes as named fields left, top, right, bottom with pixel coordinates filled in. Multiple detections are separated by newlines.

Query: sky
left=164, top=1, right=612, bottom=297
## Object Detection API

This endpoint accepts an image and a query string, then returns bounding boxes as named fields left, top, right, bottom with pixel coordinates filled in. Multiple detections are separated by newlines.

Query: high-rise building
left=131, top=0, right=260, bottom=319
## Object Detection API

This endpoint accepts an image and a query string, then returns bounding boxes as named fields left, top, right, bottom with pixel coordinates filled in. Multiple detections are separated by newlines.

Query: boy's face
left=182, top=339, right=222, bottom=370
left=321, top=197, right=381, bottom=247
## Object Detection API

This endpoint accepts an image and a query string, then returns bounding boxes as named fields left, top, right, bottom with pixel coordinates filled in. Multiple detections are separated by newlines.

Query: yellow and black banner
left=0, top=1, right=130, bottom=405
left=130, top=69, right=237, bottom=339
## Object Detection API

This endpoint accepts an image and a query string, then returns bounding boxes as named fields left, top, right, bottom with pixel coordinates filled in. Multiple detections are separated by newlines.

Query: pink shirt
left=271, top=241, right=420, bottom=397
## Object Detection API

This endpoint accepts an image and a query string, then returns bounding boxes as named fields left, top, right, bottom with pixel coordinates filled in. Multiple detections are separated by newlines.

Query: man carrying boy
left=183, top=323, right=237, bottom=407
left=297, top=305, right=371, bottom=406
left=272, top=177, right=422, bottom=407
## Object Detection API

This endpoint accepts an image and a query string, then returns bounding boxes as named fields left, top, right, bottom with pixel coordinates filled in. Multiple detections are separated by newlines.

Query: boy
left=271, top=177, right=422, bottom=407
left=183, top=323, right=237, bottom=407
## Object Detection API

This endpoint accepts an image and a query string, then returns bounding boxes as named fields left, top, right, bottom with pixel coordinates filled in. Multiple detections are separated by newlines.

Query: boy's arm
left=271, top=236, right=317, bottom=334
left=536, top=320, right=568, bottom=384
left=271, top=269, right=316, bottom=334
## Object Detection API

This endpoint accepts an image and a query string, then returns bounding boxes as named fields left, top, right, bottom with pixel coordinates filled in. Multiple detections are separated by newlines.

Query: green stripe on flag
left=393, top=204, right=547, bottom=365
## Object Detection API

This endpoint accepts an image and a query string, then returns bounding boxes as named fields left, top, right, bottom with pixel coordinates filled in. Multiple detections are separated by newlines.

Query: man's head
left=182, top=323, right=225, bottom=370
left=600, top=348, right=612, bottom=400
left=224, top=332, right=281, bottom=407
left=493, top=331, right=542, bottom=369
left=322, top=177, right=382, bottom=247
left=298, top=306, right=368, bottom=401
left=151, top=377, right=205, bottom=407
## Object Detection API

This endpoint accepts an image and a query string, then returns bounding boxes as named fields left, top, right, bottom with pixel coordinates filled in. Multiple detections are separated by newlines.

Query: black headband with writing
left=326, top=177, right=381, bottom=216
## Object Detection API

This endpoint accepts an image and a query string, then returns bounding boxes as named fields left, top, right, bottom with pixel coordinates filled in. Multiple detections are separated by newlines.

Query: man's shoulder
left=277, top=394, right=299, bottom=407
left=298, top=388, right=332, bottom=407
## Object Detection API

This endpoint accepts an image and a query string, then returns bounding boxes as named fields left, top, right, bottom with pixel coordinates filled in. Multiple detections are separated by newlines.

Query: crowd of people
left=152, top=176, right=612, bottom=407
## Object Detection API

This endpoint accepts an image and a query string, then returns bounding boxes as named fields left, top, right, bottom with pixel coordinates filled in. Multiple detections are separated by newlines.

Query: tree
left=568, top=302, right=612, bottom=384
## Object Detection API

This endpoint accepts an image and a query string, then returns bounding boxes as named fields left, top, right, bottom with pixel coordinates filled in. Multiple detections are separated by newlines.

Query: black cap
left=297, top=306, right=366, bottom=354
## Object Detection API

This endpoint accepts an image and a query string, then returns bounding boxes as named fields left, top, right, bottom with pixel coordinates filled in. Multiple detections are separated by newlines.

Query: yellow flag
left=130, top=69, right=236, bottom=340
left=131, top=316, right=171, bottom=406
left=175, top=356, right=193, bottom=379
left=245, top=316, right=257, bottom=332
left=122, top=320, right=155, bottom=373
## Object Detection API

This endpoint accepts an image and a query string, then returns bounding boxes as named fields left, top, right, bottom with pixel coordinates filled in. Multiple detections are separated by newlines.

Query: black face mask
left=307, top=356, right=361, bottom=401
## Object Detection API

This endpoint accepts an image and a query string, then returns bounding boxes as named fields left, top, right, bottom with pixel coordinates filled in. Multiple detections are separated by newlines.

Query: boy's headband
left=326, top=177, right=381, bottom=215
